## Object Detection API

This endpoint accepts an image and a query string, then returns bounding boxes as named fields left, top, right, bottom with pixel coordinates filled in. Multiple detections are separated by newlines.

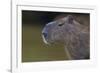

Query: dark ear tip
left=67, top=15, right=74, bottom=20
left=67, top=15, right=74, bottom=23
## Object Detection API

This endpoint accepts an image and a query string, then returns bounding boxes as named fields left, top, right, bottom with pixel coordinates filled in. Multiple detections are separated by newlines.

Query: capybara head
left=42, top=15, right=82, bottom=44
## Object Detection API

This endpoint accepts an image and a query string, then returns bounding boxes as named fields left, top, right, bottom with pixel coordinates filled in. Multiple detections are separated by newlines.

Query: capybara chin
left=42, top=15, right=90, bottom=60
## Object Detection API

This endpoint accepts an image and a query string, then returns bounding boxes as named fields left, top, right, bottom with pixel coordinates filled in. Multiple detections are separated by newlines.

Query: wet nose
left=42, top=32, right=48, bottom=38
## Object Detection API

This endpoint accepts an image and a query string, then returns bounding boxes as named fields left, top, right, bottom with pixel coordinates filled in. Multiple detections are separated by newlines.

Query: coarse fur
left=42, top=15, right=90, bottom=60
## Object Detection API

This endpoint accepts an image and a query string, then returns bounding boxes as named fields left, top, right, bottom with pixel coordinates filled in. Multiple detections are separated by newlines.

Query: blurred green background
left=22, top=10, right=89, bottom=62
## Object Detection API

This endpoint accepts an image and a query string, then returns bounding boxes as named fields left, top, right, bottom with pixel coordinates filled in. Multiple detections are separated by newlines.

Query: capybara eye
left=58, top=23, right=64, bottom=26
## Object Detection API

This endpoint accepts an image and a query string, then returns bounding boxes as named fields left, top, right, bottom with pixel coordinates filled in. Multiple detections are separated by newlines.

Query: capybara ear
left=67, top=15, right=74, bottom=24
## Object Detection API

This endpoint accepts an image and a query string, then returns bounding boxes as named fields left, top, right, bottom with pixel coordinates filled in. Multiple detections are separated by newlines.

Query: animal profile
left=42, top=15, right=90, bottom=60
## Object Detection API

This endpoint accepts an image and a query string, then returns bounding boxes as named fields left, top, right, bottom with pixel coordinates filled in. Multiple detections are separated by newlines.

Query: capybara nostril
left=42, top=33, right=48, bottom=38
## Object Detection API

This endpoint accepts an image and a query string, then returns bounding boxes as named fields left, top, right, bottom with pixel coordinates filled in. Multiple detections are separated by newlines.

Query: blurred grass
left=22, top=24, right=68, bottom=62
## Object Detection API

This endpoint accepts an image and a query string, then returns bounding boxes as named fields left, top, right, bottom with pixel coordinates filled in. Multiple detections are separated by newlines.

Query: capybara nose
left=42, top=32, right=48, bottom=38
